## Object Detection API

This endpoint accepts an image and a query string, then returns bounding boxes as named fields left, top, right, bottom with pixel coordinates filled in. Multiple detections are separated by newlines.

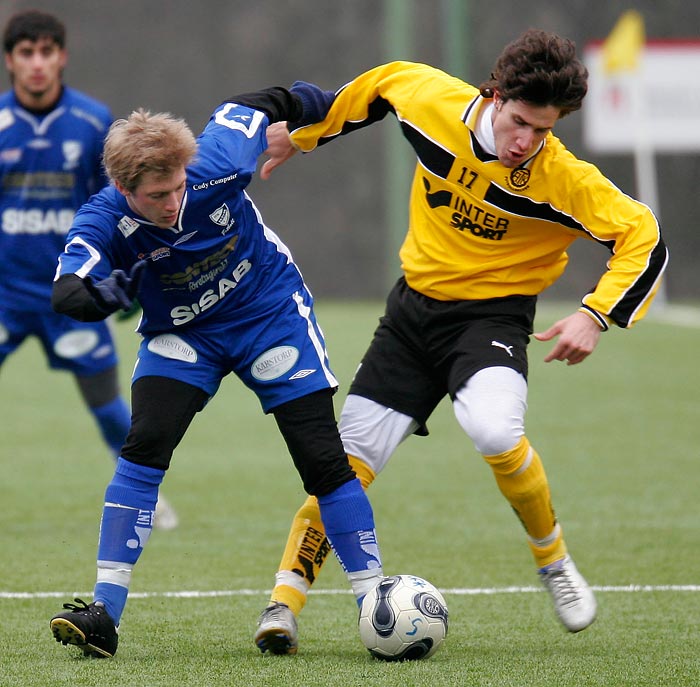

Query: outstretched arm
left=227, top=81, right=335, bottom=128
left=230, top=81, right=334, bottom=180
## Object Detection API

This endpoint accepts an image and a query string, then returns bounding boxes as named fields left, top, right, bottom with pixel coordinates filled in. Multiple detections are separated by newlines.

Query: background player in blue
left=48, top=82, right=385, bottom=658
left=0, top=10, right=177, bottom=530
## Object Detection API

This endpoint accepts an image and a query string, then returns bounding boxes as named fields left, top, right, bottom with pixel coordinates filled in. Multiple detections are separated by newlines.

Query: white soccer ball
left=358, top=574, right=449, bottom=661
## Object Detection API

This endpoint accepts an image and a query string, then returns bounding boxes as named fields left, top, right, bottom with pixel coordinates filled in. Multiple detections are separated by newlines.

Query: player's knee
left=455, top=399, right=522, bottom=454
left=453, top=374, right=525, bottom=455
left=273, top=389, right=356, bottom=497
left=120, top=418, right=176, bottom=471
left=469, top=419, right=523, bottom=456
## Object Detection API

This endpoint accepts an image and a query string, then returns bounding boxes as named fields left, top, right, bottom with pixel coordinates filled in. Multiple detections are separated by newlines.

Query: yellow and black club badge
left=509, top=167, right=530, bottom=189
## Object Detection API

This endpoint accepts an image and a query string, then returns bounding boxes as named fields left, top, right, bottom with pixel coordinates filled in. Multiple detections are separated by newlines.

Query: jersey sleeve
left=54, top=204, right=117, bottom=282
left=223, top=87, right=302, bottom=125
left=52, top=207, right=119, bottom=321
left=198, top=101, right=270, bottom=181
left=289, top=62, right=427, bottom=151
left=552, top=159, right=668, bottom=328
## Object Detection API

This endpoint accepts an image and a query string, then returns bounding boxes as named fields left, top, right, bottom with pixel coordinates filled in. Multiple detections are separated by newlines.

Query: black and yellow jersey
left=291, top=62, right=668, bottom=329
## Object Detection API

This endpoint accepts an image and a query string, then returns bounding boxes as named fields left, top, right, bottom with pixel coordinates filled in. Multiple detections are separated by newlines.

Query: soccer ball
left=358, top=574, right=448, bottom=661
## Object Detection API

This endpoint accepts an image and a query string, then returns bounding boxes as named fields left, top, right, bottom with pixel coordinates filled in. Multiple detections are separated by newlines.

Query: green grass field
left=1, top=301, right=698, bottom=686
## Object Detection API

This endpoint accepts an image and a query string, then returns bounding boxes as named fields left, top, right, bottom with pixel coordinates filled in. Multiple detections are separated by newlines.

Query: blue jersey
left=0, top=86, right=112, bottom=311
left=56, top=101, right=305, bottom=335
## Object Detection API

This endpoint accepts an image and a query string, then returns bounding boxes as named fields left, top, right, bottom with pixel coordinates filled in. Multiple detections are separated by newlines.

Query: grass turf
left=1, top=300, right=698, bottom=686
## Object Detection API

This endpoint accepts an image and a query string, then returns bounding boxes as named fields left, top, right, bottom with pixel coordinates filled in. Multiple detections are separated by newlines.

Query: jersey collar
left=461, top=93, right=548, bottom=168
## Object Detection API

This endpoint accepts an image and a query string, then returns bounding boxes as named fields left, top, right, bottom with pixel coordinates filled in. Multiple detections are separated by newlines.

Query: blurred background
left=1, top=0, right=697, bottom=305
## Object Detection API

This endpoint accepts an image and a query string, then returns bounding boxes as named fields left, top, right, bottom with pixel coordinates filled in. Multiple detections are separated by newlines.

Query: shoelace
left=61, top=598, right=92, bottom=613
left=262, top=603, right=289, bottom=622
left=543, top=568, right=581, bottom=607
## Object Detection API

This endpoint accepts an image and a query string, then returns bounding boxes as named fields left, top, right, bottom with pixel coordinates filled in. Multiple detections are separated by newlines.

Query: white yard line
left=2, top=584, right=699, bottom=600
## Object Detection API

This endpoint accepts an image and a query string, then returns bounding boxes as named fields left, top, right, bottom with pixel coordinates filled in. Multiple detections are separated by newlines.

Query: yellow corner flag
left=602, top=10, right=645, bottom=73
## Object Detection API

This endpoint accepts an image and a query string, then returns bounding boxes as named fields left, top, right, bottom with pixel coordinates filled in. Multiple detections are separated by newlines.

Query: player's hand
left=84, top=260, right=147, bottom=314
left=533, top=311, right=602, bottom=365
left=261, top=122, right=297, bottom=179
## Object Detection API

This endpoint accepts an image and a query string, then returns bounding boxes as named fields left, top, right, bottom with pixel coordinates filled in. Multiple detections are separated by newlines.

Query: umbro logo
left=289, top=369, right=316, bottom=380
left=173, top=231, right=197, bottom=246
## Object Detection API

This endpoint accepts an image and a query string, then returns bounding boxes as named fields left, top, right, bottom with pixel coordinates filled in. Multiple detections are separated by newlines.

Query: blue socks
left=317, top=478, right=381, bottom=574
left=94, top=458, right=164, bottom=624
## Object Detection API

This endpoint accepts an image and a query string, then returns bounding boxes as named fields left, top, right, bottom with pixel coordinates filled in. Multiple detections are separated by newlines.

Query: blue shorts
left=0, top=306, right=119, bottom=375
left=133, top=287, right=339, bottom=412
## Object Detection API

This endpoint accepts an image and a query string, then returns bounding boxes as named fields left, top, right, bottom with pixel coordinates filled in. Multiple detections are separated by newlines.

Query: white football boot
left=539, top=555, right=597, bottom=632
left=254, top=602, right=298, bottom=655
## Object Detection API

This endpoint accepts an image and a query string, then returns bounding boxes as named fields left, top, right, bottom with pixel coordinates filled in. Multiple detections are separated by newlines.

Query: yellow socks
left=268, top=455, right=376, bottom=615
left=269, top=438, right=567, bottom=616
left=483, top=436, right=566, bottom=567
left=269, top=494, right=328, bottom=615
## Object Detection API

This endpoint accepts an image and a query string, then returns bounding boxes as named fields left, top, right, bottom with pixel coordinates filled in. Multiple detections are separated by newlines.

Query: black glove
left=84, top=260, right=147, bottom=315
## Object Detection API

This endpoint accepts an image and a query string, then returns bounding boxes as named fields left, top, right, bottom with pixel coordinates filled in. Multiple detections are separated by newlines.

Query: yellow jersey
left=291, top=62, right=668, bottom=329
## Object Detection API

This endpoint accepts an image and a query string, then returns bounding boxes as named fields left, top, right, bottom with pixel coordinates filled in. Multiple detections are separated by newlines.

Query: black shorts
left=349, top=277, right=536, bottom=433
